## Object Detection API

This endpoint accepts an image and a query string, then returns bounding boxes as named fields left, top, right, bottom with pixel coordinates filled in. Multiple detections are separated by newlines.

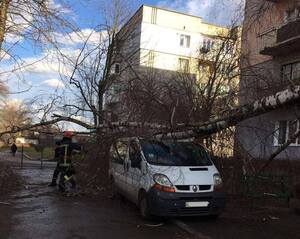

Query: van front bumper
left=147, top=188, right=226, bottom=217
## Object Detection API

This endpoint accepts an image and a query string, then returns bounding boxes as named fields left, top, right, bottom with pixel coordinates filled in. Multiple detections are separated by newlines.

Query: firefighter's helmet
left=63, top=131, right=74, bottom=138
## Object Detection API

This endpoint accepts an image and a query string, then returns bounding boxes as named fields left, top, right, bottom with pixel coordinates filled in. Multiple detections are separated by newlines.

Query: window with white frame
left=179, top=58, right=190, bottom=73
left=274, top=120, right=300, bottom=146
left=201, top=38, right=215, bottom=53
left=282, top=61, right=300, bottom=82
left=180, top=34, right=191, bottom=48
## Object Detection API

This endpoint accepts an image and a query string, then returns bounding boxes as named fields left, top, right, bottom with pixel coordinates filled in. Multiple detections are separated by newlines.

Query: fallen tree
left=1, top=85, right=299, bottom=139
left=0, top=85, right=300, bottom=187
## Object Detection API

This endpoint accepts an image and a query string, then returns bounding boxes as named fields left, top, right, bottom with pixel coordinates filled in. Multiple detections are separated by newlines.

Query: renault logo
left=192, top=185, right=198, bottom=192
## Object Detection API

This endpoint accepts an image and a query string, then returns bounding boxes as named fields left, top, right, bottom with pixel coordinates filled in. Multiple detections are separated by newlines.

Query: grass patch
left=0, top=147, right=9, bottom=152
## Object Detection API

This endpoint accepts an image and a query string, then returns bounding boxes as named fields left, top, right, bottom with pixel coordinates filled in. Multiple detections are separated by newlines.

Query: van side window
left=129, top=141, right=142, bottom=168
left=111, top=141, right=127, bottom=164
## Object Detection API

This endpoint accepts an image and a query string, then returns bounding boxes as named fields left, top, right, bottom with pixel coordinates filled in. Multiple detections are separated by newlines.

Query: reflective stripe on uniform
left=62, top=144, right=69, bottom=165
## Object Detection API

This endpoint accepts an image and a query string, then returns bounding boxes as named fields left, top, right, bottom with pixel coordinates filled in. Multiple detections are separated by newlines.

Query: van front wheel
left=139, top=194, right=151, bottom=220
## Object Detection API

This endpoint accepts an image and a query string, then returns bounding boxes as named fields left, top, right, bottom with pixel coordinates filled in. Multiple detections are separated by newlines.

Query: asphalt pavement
left=0, top=154, right=187, bottom=239
left=1, top=152, right=300, bottom=239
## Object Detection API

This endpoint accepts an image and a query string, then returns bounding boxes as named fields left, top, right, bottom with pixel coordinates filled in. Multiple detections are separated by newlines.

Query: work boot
left=48, top=181, right=57, bottom=187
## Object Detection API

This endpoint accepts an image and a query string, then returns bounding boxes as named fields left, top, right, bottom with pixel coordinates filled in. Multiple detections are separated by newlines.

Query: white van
left=109, top=137, right=226, bottom=218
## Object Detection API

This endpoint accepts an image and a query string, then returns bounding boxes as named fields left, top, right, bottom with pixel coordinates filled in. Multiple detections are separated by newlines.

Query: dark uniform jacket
left=56, top=137, right=81, bottom=167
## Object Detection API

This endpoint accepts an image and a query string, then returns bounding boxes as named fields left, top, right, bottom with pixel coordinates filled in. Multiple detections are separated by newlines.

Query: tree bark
left=156, top=86, right=300, bottom=139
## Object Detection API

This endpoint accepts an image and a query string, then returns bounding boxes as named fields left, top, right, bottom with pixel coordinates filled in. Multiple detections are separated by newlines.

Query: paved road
left=179, top=209, right=300, bottom=239
left=0, top=156, right=187, bottom=239
left=1, top=153, right=300, bottom=239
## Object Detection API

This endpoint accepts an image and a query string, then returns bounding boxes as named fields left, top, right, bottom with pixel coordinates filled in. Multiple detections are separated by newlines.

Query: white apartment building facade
left=105, top=5, right=231, bottom=106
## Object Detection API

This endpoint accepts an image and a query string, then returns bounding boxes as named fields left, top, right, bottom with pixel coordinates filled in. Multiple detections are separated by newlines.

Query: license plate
left=185, top=201, right=209, bottom=207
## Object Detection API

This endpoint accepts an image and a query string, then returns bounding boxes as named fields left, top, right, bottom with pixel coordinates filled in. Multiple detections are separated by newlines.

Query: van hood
left=149, top=165, right=218, bottom=186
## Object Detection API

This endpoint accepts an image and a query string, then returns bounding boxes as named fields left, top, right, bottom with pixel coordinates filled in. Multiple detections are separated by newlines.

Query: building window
left=201, top=38, right=215, bottom=53
left=179, top=58, right=190, bottom=73
left=274, top=120, right=300, bottom=146
left=151, top=7, right=157, bottom=24
left=180, top=34, right=191, bottom=48
left=148, top=51, right=155, bottom=67
left=225, top=42, right=235, bottom=54
left=282, top=61, right=300, bottom=82
left=111, top=63, right=120, bottom=74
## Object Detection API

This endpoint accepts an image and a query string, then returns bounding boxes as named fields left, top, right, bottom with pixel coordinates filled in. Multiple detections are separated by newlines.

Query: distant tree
left=0, top=100, right=31, bottom=143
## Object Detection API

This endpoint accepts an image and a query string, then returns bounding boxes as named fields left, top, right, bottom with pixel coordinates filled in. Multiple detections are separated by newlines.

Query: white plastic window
left=180, top=34, right=191, bottom=48
left=274, top=120, right=300, bottom=146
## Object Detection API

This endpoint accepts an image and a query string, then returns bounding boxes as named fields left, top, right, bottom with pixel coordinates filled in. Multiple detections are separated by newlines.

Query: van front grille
left=175, top=185, right=190, bottom=191
left=199, top=185, right=211, bottom=190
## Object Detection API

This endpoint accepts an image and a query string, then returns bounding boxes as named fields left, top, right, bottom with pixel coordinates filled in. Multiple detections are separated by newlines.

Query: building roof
left=118, top=4, right=229, bottom=38
left=144, top=5, right=230, bottom=29
left=142, top=4, right=203, bottom=21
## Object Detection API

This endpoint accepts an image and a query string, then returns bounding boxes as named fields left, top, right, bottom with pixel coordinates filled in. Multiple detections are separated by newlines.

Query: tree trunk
left=155, top=86, right=300, bottom=139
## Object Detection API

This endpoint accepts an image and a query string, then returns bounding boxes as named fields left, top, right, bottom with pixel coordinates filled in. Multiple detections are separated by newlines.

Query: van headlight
left=213, top=173, right=223, bottom=191
left=153, top=174, right=173, bottom=186
left=153, top=174, right=175, bottom=193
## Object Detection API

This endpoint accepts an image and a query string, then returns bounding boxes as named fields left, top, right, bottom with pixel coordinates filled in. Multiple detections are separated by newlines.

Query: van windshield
left=140, top=140, right=212, bottom=166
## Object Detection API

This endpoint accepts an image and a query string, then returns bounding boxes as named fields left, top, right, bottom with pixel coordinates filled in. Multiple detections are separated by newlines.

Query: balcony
left=260, top=18, right=300, bottom=56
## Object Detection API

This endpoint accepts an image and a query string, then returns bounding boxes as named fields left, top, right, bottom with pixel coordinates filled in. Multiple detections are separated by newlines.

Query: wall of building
left=139, top=49, right=199, bottom=74
left=242, top=0, right=298, bottom=67
left=237, top=0, right=300, bottom=159
left=138, top=5, right=230, bottom=77
left=140, top=22, right=202, bottom=59
left=236, top=105, right=300, bottom=160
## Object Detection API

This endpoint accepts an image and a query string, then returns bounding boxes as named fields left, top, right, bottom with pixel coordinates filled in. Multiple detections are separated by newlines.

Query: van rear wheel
left=139, top=194, right=151, bottom=220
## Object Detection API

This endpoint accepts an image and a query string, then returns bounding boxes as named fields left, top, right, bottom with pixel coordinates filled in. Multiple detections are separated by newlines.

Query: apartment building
left=236, top=0, right=300, bottom=159
left=105, top=5, right=234, bottom=110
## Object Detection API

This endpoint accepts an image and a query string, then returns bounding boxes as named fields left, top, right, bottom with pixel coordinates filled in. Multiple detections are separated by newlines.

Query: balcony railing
left=260, top=18, right=300, bottom=56
left=277, top=18, right=300, bottom=42
left=260, top=28, right=277, bottom=52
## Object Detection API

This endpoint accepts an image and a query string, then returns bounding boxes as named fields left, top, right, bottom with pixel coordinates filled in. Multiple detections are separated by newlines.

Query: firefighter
left=49, top=131, right=81, bottom=191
